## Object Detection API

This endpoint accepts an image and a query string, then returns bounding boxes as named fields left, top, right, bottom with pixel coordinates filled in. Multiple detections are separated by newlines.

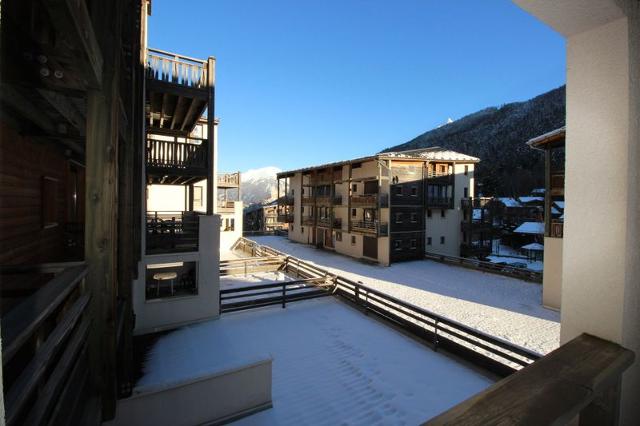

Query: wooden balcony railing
left=146, top=136, right=208, bottom=172
left=1, top=263, right=93, bottom=425
left=351, top=220, right=388, bottom=237
left=427, top=170, right=454, bottom=179
left=301, top=196, right=315, bottom=205
left=550, top=172, right=565, bottom=196
left=146, top=211, right=200, bottom=254
left=302, top=216, right=315, bottom=226
left=277, top=213, right=294, bottom=223
left=427, top=196, right=454, bottom=208
left=426, top=333, right=634, bottom=425
left=218, top=201, right=236, bottom=214
left=279, top=195, right=294, bottom=206
left=333, top=195, right=343, bottom=205
left=315, top=196, right=332, bottom=205
left=350, top=193, right=389, bottom=207
left=146, top=48, right=208, bottom=89
left=218, top=172, right=240, bottom=187
left=550, top=220, right=564, bottom=238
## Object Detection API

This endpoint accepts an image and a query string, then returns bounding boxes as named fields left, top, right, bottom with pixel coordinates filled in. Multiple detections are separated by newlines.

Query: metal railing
left=232, top=237, right=541, bottom=376
left=427, top=196, right=453, bottom=208
left=1, top=263, right=92, bottom=426
left=146, top=136, right=208, bottom=171
left=146, top=48, right=208, bottom=89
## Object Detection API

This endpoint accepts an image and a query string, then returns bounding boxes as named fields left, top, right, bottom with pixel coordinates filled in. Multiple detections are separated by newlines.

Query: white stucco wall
left=133, top=215, right=221, bottom=334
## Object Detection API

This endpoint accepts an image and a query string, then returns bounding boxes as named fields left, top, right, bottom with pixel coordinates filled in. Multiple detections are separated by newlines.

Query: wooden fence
left=425, top=251, right=543, bottom=283
left=1, top=263, right=94, bottom=425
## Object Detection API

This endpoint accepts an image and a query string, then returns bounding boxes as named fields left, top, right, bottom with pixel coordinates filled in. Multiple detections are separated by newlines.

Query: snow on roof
left=531, top=188, right=545, bottom=194
left=473, top=208, right=482, bottom=220
left=513, top=222, right=545, bottom=234
left=496, top=197, right=521, bottom=208
left=384, top=147, right=480, bottom=162
left=521, top=243, right=544, bottom=251
left=518, top=196, right=544, bottom=204
left=554, top=201, right=565, bottom=209
left=527, top=126, right=566, bottom=148
left=551, top=207, right=561, bottom=215
left=138, top=297, right=492, bottom=423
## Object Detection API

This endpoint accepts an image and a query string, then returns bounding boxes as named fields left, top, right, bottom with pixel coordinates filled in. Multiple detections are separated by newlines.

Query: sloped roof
left=519, top=196, right=544, bottom=204
left=384, top=147, right=480, bottom=162
left=521, top=242, right=544, bottom=251
left=514, top=222, right=545, bottom=234
left=497, top=197, right=521, bottom=208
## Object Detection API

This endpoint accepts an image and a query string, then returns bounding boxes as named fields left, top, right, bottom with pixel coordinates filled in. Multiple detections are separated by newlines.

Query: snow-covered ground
left=139, top=298, right=493, bottom=425
left=488, top=241, right=543, bottom=272
left=220, top=271, right=293, bottom=290
left=248, top=236, right=560, bottom=355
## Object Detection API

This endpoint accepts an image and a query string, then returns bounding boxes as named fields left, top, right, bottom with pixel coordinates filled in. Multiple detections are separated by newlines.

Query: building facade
left=277, top=148, right=478, bottom=266
left=244, top=200, right=285, bottom=233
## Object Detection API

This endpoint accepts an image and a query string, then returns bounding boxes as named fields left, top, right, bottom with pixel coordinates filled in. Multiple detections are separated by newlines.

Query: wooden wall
left=0, top=122, right=81, bottom=265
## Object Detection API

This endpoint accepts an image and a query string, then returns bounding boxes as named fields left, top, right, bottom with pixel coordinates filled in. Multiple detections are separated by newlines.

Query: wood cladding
left=0, top=122, right=80, bottom=265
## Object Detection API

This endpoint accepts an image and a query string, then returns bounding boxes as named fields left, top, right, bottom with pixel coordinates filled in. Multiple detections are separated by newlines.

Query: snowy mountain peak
left=240, top=166, right=282, bottom=206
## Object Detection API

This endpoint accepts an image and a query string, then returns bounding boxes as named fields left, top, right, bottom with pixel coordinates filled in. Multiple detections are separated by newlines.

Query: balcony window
left=393, top=240, right=402, bottom=251
left=440, top=236, right=445, bottom=244
left=395, top=213, right=403, bottom=223
left=464, top=165, right=468, bottom=176
left=335, top=231, right=342, bottom=242
left=410, top=239, right=417, bottom=249
left=427, top=237, right=432, bottom=245
left=410, top=212, right=418, bottom=223
left=146, top=261, right=197, bottom=301
left=351, top=208, right=357, bottom=217
left=352, top=184, right=358, bottom=193
left=301, top=227, right=304, bottom=234
left=351, top=235, right=356, bottom=245
left=441, top=210, right=446, bottom=218
left=464, top=187, right=468, bottom=198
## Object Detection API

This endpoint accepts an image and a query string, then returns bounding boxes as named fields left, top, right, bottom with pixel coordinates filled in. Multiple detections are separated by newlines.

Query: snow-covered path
left=250, top=236, right=560, bottom=355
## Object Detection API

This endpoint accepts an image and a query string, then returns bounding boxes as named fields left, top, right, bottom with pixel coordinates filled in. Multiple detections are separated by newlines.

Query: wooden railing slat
left=1, top=264, right=87, bottom=364
left=5, top=293, right=91, bottom=425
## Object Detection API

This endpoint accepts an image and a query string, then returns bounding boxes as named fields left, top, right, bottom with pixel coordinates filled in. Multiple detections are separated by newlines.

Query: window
left=464, top=187, right=468, bottom=198
left=395, top=212, right=403, bottom=223
left=464, top=165, right=469, bottom=176
left=427, top=237, right=432, bottom=245
left=42, top=176, right=59, bottom=229
left=352, top=184, right=358, bottom=192
left=394, top=186, right=402, bottom=196
left=336, top=231, right=342, bottom=242
left=410, top=239, right=417, bottom=249
left=146, top=261, right=197, bottom=301
left=410, top=186, right=418, bottom=196
left=441, top=209, right=446, bottom=218
left=393, top=240, right=402, bottom=251
left=351, top=235, right=356, bottom=245
left=410, top=212, right=418, bottom=223
left=440, top=236, right=445, bottom=244
left=427, top=209, right=432, bottom=218
left=351, top=208, right=357, bottom=217
left=193, top=186, right=203, bottom=207
left=301, top=206, right=305, bottom=214
left=302, top=187, right=305, bottom=195
left=301, top=227, right=304, bottom=234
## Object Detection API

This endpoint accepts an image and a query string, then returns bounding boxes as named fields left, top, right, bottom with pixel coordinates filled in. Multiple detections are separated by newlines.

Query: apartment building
left=244, top=200, right=285, bottom=233
left=277, top=148, right=478, bottom=265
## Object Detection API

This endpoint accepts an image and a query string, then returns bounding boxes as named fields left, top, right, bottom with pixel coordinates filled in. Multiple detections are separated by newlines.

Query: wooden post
left=206, top=57, right=216, bottom=215
left=188, top=184, right=194, bottom=212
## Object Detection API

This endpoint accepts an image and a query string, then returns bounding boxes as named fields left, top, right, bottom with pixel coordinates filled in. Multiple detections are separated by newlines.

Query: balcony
left=315, top=196, right=332, bottom=206
left=550, top=219, right=564, bottom=238
left=277, top=214, right=294, bottom=223
left=218, top=172, right=240, bottom=188
left=146, top=136, right=208, bottom=184
left=427, top=170, right=454, bottom=182
left=317, top=217, right=331, bottom=228
left=145, top=48, right=212, bottom=134
left=351, top=193, right=389, bottom=208
left=350, top=220, right=389, bottom=237
left=550, top=172, right=565, bottom=196
left=217, top=201, right=236, bottom=214
left=301, top=196, right=315, bottom=205
left=302, top=216, right=315, bottom=226
left=146, top=211, right=200, bottom=254
left=333, top=195, right=343, bottom=205
left=427, top=196, right=453, bottom=209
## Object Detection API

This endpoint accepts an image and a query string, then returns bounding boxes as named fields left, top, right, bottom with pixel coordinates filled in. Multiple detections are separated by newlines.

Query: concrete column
left=562, top=12, right=639, bottom=423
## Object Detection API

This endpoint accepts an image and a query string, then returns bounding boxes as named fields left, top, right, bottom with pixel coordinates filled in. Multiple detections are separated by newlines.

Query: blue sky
left=148, top=0, right=565, bottom=172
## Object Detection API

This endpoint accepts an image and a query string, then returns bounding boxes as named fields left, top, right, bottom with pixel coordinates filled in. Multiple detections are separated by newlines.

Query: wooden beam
left=43, top=0, right=104, bottom=88
left=170, top=95, right=183, bottom=130
left=37, top=89, right=86, bottom=135
left=1, top=84, right=56, bottom=134
left=159, top=92, right=169, bottom=128
left=206, top=57, right=216, bottom=215
left=180, top=97, right=199, bottom=132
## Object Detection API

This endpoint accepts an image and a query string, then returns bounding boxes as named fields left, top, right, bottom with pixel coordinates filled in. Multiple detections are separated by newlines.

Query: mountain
left=240, top=166, right=281, bottom=206
left=383, top=85, right=566, bottom=196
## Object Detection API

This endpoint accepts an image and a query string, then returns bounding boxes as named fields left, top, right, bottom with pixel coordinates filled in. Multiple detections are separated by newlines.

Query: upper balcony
left=145, top=48, right=213, bottom=135
left=146, top=135, right=209, bottom=185
left=351, top=193, right=389, bottom=208
left=218, top=172, right=240, bottom=188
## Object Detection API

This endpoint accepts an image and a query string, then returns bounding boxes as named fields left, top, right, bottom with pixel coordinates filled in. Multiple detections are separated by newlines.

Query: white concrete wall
left=220, top=201, right=243, bottom=251
left=107, top=357, right=272, bottom=426
left=146, top=185, right=187, bottom=212
left=542, top=236, right=562, bottom=310
left=133, top=215, right=221, bottom=334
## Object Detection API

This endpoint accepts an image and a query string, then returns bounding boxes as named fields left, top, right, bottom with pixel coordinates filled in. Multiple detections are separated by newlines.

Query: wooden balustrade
left=218, top=172, right=240, bottom=187
left=1, top=263, right=94, bottom=425
left=146, top=211, right=200, bottom=254
left=146, top=136, right=208, bottom=171
left=146, top=48, right=208, bottom=89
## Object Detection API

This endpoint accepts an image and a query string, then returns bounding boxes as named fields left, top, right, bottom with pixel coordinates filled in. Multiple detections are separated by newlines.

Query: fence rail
left=232, top=237, right=541, bottom=376
left=1, top=263, right=93, bottom=426
left=425, top=251, right=542, bottom=283
left=146, top=48, right=208, bottom=89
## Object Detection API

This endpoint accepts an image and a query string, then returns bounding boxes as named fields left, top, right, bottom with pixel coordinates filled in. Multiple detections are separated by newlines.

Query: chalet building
left=244, top=200, right=285, bottom=233
left=527, top=127, right=565, bottom=311
left=460, top=197, right=498, bottom=258
left=277, top=148, right=479, bottom=265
